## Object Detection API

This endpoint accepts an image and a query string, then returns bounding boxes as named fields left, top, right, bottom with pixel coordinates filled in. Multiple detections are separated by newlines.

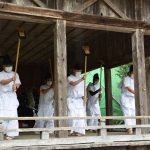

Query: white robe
left=67, top=75, right=86, bottom=135
left=120, top=76, right=136, bottom=126
left=34, top=85, right=54, bottom=132
left=87, top=83, right=101, bottom=127
left=0, top=71, right=21, bottom=137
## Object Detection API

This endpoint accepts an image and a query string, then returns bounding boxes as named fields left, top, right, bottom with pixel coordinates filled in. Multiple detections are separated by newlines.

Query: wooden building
left=0, top=0, right=150, bottom=149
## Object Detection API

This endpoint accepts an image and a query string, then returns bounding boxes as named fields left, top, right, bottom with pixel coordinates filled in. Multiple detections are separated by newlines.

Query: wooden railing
left=0, top=116, right=150, bottom=140
left=0, top=116, right=150, bottom=149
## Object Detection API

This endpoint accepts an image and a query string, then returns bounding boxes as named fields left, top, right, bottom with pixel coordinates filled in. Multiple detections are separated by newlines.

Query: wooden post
left=135, top=128, right=142, bottom=135
left=41, top=132, right=49, bottom=140
left=98, top=118, right=107, bottom=136
left=145, top=58, right=150, bottom=131
left=0, top=123, right=4, bottom=141
left=104, top=68, right=113, bottom=125
left=132, top=29, right=148, bottom=134
left=54, top=19, right=68, bottom=137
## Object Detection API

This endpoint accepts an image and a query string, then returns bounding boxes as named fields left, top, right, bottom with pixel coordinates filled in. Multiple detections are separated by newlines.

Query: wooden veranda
left=0, top=0, right=150, bottom=149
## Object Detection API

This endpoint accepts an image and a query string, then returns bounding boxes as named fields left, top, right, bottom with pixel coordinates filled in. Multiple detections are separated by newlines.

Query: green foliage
left=116, top=64, right=131, bottom=79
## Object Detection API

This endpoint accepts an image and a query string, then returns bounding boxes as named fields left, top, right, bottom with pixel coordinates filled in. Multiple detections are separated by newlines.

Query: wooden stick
left=13, top=38, right=21, bottom=87
left=84, top=55, right=87, bottom=102
left=100, top=65, right=103, bottom=89
left=49, top=58, right=53, bottom=82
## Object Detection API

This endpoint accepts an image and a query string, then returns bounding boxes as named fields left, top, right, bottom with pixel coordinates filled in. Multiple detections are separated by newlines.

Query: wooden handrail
left=0, top=116, right=149, bottom=120
left=0, top=124, right=150, bottom=133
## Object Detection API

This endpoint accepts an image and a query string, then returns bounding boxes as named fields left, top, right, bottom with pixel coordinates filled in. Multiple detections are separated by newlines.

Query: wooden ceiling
left=0, top=18, right=150, bottom=71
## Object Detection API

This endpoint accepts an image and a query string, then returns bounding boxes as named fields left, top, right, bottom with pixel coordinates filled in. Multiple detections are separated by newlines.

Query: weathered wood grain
left=54, top=19, right=68, bottom=137
left=132, top=29, right=148, bottom=134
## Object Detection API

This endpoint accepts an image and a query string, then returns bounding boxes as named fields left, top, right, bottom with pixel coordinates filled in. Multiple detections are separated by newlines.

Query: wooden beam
left=104, top=68, right=113, bottom=125
left=102, top=0, right=129, bottom=19
left=0, top=2, right=150, bottom=32
left=31, top=0, right=48, bottom=8
left=73, top=0, right=98, bottom=12
left=67, top=21, right=135, bottom=33
left=54, top=19, right=68, bottom=138
left=132, top=29, right=148, bottom=133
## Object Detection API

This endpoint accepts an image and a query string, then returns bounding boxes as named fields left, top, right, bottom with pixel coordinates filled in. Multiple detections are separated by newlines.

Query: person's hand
left=51, top=83, right=54, bottom=88
left=82, top=96, right=86, bottom=102
left=99, top=88, right=102, bottom=94
left=12, top=76, right=16, bottom=82
left=12, top=84, right=17, bottom=92
left=82, top=75, right=85, bottom=80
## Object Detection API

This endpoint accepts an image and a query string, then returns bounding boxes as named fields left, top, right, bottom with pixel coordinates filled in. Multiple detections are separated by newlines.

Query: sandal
left=75, top=133, right=85, bottom=136
left=69, top=132, right=77, bottom=136
left=5, top=136, right=14, bottom=140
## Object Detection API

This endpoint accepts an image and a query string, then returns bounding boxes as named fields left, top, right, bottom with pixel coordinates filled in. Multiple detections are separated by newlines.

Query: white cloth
left=0, top=71, right=21, bottom=137
left=120, top=76, right=136, bottom=126
left=67, top=75, right=86, bottom=135
left=34, top=85, right=54, bottom=131
left=87, top=83, right=101, bottom=127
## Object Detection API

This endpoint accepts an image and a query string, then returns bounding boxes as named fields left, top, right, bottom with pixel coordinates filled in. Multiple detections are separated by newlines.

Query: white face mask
left=75, top=72, right=81, bottom=77
left=47, top=81, right=52, bottom=86
left=5, top=66, right=13, bottom=73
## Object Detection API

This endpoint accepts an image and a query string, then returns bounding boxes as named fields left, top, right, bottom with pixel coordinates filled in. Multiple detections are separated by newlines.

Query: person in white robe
left=120, top=65, right=135, bottom=135
left=87, top=73, right=101, bottom=131
left=0, top=55, right=21, bottom=140
left=34, top=78, right=54, bottom=133
left=67, top=63, right=86, bottom=136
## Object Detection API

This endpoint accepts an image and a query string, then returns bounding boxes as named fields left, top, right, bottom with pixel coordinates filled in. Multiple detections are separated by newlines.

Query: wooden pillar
left=132, top=29, right=148, bottom=133
left=145, top=57, right=150, bottom=129
left=104, top=67, right=113, bottom=125
left=54, top=19, right=68, bottom=137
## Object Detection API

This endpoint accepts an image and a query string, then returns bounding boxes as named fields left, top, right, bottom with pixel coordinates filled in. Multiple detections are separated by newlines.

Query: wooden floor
left=15, top=131, right=127, bottom=140
left=1, top=132, right=150, bottom=150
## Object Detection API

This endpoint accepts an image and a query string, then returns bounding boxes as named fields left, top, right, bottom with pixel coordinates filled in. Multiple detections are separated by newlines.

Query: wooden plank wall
left=6, top=0, right=150, bottom=21
left=54, top=0, right=135, bottom=20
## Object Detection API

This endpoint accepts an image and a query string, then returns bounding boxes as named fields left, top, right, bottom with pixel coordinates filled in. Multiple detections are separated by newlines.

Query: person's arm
left=124, top=77, right=134, bottom=94
left=89, top=88, right=101, bottom=96
left=69, top=76, right=85, bottom=86
left=13, top=73, right=21, bottom=92
left=13, top=83, right=21, bottom=92
left=0, top=76, right=15, bottom=85
left=126, top=87, right=134, bottom=94
left=41, top=86, right=52, bottom=94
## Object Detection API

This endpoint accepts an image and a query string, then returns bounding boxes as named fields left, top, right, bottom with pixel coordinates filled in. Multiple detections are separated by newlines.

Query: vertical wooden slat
left=135, top=128, right=142, bottom=135
left=55, top=0, right=70, bottom=11
left=54, top=19, right=68, bottom=138
left=41, top=131, right=49, bottom=140
left=104, top=68, right=113, bottom=125
left=135, top=0, right=143, bottom=21
left=132, top=29, right=148, bottom=134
